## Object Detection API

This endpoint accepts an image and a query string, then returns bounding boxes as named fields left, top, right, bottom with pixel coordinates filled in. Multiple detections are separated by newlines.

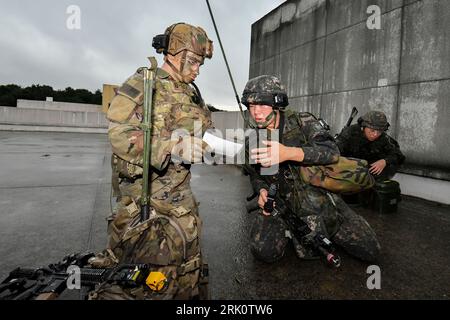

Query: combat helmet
left=358, top=111, right=390, bottom=131
left=241, top=75, right=289, bottom=128
left=152, top=22, right=213, bottom=59
left=241, top=75, right=289, bottom=109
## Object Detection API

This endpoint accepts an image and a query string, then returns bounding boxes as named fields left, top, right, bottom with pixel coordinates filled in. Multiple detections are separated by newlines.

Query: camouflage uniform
left=336, top=111, right=405, bottom=181
left=242, top=76, right=380, bottom=264
left=90, top=23, right=213, bottom=300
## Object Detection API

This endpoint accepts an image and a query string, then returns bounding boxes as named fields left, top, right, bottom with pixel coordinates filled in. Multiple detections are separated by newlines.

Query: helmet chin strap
left=248, top=110, right=277, bottom=129
left=166, top=51, right=188, bottom=82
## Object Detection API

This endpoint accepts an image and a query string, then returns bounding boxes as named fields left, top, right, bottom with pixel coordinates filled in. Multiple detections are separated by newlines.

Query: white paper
left=202, top=131, right=243, bottom=157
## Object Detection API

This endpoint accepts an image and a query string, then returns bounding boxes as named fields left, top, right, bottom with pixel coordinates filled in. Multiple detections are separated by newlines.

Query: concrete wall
left=249, top=0, right=450, bottom=181
left=0, top=99, right=108, bottom=133
left=211, top=111, right=244, bottom=136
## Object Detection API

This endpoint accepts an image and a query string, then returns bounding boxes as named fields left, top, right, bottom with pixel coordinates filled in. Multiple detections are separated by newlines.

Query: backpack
left=298, top=155, right=375, bottom=193
left=286, top=111, right=375, bottom=193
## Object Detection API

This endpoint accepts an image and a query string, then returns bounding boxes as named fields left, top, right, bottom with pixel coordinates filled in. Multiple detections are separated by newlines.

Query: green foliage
left=206, top=104, right=226, bottom=112
left=0, top=84, right=102, bottom=107
left=0, top=84, right=22, bottom=107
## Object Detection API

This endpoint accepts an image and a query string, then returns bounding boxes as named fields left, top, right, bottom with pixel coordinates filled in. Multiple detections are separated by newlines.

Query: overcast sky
left=0, top=0, right=285, bottom=110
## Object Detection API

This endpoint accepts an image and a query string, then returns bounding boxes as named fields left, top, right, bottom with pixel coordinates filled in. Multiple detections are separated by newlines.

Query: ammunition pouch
left=112, top=154, right=143, bottom=181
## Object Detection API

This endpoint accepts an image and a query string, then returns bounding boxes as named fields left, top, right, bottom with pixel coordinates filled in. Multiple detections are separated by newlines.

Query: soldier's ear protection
left=152, top=34, right=169, bottom=54
left=273, top=93, right=288, bottom=109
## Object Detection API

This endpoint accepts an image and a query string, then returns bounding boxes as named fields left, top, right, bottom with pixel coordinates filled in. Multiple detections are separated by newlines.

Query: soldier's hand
left=128, top=131, right=144, bottom=153
left=171, top=136, right=208, bottom=164
left=251, top=141, right=303, bottom=167
left=251, top=141, right=280, bottom=167
left=370, top=159, right=387, bottom=175
left=258, top=188, right=271, bottom=216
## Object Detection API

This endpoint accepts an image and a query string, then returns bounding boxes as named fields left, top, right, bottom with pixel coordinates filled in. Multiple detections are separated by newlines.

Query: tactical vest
left=107, top=67, right=212, bottom=193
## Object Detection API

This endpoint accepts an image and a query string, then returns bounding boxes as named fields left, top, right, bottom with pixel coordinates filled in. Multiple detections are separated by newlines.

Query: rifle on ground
left=334, top=107, right=358, bottom=139
left=247, top=184, right=341, bottom=268
left=0, top=252, right=156, bottom=300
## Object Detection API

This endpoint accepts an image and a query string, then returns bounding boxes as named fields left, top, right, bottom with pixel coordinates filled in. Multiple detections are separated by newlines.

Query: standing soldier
left=336, top=110, right=405, bottom=181
left=89, top=23, right=213, bottom=300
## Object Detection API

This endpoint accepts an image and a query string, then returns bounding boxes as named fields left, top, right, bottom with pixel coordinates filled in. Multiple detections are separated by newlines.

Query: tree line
left=0, top=84, right=102, bottom=107
left=0, top=84, right=225, bottom=111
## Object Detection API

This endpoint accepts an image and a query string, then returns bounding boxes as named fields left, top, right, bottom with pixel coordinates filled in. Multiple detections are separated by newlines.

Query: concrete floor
left=0, top=131, right=449, bottom=299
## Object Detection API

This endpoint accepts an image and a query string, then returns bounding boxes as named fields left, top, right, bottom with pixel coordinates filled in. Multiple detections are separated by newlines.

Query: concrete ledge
left=0, top=124, right=107, bottom=134
left=394, top=172, right=450, bottom=205
left=17, top=99, right=103, bottom=113
left=0, top=106, right=108, bottom=128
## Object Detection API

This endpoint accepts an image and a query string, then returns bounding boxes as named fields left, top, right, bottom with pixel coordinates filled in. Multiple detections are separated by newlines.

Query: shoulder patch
left=117, top=72, right=144, bottom=105
left=120, top=83, right=141, bottom=100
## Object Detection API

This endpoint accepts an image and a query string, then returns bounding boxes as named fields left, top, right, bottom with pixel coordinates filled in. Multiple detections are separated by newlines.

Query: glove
left=171, top=136, right=209, bottom=164
left=88, top=249, right=119, bottom=268
left=128, top=130, right=144, bottom=153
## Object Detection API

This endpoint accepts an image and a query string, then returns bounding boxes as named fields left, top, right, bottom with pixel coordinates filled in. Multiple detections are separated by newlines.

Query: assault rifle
left=334, top=107, right=358, bottom=139
left=247, top=184, right=341, bottom=268
left=0, top=252, right=155, bottom=300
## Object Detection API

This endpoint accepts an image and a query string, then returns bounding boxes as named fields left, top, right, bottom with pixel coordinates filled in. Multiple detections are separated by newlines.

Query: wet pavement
left=0, top=131, right=449, bottom=299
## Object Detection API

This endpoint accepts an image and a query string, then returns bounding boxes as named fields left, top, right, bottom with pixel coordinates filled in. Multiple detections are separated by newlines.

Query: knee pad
left=250, top=244, right=285, bottom=264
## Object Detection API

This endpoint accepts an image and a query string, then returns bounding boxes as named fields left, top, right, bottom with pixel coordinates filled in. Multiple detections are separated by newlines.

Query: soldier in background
left=336, top=111, right=405, bottom=182
left=89, top=23, right=213, bottom=300
left=242, top=75, right=380, bottom=264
